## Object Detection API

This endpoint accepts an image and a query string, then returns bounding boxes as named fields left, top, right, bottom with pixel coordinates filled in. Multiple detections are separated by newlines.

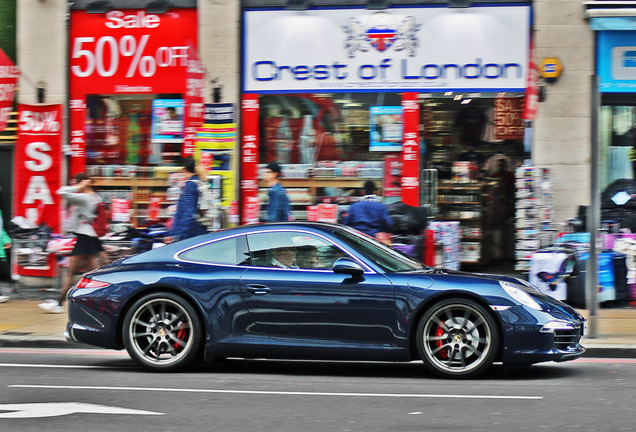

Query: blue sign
left=598, top=31, right=636, bottom=92
left=369, top=106, right=403, bottom=152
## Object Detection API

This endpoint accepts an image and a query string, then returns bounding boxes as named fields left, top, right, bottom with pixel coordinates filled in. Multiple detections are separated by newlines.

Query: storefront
left=240, top=2, right=533, bottom=265
left=68, top=1, right=204, bottom=227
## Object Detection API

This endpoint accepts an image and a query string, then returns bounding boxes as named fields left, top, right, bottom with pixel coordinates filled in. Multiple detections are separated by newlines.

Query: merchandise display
left=435, top=180, right=497, bottom=267
left=515, top=167, right=554, bottom=271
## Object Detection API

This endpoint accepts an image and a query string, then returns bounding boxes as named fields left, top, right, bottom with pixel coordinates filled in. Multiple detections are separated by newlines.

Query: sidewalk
left=1, top=289, right=636, bottom=356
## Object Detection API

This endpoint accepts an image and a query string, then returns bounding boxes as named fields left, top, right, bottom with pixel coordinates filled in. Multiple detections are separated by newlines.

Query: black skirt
left=71, top=234, right=104, bottom=256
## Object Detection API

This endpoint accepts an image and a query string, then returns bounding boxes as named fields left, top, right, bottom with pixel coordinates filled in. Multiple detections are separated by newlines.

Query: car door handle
left=245, top=284, right=271, bottom=295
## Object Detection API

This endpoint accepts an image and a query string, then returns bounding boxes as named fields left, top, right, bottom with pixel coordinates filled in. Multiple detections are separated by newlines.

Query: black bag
left=386, top=202, right=431, bottom=235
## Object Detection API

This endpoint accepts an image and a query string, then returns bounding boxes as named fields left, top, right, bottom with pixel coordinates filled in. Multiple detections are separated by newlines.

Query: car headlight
left=499, top=281, right=542, bottom=311
left=540, top=320, right=575, bottom=333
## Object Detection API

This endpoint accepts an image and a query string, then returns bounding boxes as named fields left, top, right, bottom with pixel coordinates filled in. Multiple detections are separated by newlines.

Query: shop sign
left=244, top=6, right=529, bottom=92
left=240, top=95, right=260, bottom=224
left=598, top=31, right=636, bottom=93
left=68, top=8, right=198, bottom=175
left=14, top=104, right=63, bottom=277
left=401, top=93, right=420, bottom=207
left=0, top=48, right=19, bottom=131
left=494, top=97, right=524, bottom=140
left=69, top=9, right=197, bottom=95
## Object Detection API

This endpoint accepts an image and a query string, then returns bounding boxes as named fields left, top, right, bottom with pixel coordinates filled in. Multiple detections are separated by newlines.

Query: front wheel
left=123, top=292, right=202, bottom=372
left=416, top=298, right=499, bottom=379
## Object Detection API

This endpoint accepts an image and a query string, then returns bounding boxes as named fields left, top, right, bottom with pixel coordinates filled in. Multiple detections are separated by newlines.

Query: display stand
left=515, top=167, right=554, bottom=272
left=435, top=179, right=497, bottom=268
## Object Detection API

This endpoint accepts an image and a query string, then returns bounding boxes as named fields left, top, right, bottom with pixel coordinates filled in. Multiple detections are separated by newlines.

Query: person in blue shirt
left=263, top=161, right=291, bottom=222
left=164, top=157, right=208, bottom=243
left=344, top=180, right=393, bottom=239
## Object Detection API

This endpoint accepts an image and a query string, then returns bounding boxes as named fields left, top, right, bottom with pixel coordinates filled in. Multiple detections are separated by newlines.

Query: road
left=0, top=347, right=634, bottom=432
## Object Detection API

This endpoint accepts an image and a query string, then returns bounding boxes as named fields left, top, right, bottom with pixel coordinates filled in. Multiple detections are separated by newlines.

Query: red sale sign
left=14, top=104, right=63, bottom=276
left=241, top=94, right=260, bottom=224
left=68, top=9, right=198, bottom=175
left=401, top=93, right=420, bottom=207
left=0, top=48, right=19, bottom=131
left=495, top=97, right=524, bottom=140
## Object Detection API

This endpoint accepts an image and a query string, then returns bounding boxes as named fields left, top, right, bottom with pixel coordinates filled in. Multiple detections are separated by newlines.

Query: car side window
left=246, top=231, right=347, bottom=270
left=179, top=235, right=250, bottom=266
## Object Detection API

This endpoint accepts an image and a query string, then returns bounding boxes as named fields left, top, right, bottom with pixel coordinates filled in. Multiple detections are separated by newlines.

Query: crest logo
left=343, top=12, right=421, bottom=58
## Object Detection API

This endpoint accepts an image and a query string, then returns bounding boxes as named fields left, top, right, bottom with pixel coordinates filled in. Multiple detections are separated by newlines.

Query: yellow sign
left=540, top=57, right=563, bottom=80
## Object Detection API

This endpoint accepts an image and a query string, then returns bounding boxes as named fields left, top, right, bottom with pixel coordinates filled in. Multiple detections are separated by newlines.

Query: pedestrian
left=262, top=161, right=291, bottom=222
left=343, top=180, right=393, bottom=243
left=163, top=157, right=208, bottom=244
left=0, top=208, right=12, bottom=304
left=39, top=173, right=104, bottom=313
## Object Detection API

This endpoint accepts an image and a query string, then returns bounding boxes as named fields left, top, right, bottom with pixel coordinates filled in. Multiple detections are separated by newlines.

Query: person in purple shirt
left=343, top=180, right=393, bottom=238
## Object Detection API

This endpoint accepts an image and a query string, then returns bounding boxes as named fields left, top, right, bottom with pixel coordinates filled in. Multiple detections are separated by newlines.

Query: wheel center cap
left=453, top=334, right=462, bottom=343
left=158, top=328, right=167, bottom=337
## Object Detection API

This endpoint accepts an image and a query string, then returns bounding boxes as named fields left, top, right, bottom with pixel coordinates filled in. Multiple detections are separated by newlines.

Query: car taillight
left=75, top=277, right=110, bottom=289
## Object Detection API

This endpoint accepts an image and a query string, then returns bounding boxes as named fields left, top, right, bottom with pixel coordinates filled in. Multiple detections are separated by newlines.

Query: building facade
left=11, top=0, right=605, bottom=231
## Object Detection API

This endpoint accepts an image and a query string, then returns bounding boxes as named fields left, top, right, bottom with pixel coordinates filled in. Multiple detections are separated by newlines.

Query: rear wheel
left=123, top=292, right=202, bottom=372
left=416, top=298, right=499, bottom=378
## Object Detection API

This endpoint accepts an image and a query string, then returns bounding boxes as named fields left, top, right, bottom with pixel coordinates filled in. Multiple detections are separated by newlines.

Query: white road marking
left=9, top=384, right=543, bottom=400
left=0, top=348, right=129, bottom=356
left=0, top=363, right=122, bottom=369
left=0, top=402, right=163, bottom=419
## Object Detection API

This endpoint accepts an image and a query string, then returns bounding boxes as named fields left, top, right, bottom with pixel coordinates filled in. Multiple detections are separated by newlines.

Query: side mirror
left=332, top=257, right=365, bottom=280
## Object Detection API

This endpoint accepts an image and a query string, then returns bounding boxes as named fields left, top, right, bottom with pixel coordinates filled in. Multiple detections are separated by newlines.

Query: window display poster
left=383, top=154, right=402, bottom=198
left=111, top=198, right=131, bottom=223
left=370, top=106, right=403, bottom=151
left=151, top=99, right=184, bottom=141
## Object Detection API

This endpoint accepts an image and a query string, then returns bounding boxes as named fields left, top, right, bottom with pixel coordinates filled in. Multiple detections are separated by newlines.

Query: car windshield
left=333, top=228, right=425, bottom=272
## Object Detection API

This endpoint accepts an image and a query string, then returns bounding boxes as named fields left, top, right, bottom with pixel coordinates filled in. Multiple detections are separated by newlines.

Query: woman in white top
left=39, top=173, right=104, bottom=313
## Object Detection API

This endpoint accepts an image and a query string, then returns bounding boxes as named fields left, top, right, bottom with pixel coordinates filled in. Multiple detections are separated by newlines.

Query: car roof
left=121, top=222, right=348, bottom=264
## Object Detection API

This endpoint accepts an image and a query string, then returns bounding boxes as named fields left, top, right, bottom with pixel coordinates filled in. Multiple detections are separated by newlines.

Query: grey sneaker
left=38, top=301, right=64, bottom=314
left=0, top=295, right=9, bottom=303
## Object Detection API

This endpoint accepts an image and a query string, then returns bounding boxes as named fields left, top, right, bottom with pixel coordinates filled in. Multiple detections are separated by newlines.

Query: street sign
left=540, top=57, right=563, bottom=81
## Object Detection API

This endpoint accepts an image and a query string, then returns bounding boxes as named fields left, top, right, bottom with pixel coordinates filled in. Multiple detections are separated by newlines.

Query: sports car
left=65, top=222, right=586, bottom=378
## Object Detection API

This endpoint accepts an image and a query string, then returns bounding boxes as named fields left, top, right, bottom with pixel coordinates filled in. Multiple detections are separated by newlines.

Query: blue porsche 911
left=65, top=222, right=586, bottom=378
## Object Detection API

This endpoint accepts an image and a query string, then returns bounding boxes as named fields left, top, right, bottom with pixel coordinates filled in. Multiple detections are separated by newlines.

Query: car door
left=239, top=230, right=395, bottom=347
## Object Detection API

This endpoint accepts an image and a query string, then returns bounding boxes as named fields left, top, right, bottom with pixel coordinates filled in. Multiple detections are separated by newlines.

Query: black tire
left=416, top=298, right=499, bottom=379
left=123, top=292, right=203, bottom=372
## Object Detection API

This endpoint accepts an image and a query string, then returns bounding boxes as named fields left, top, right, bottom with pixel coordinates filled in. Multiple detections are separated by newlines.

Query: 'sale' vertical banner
left=401, top=92, right=420, bottom=207
left=240, top=94, right=260, bottom=224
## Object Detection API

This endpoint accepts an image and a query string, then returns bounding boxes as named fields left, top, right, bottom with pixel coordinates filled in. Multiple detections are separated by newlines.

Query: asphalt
left=1, top=284, right=636, bottom=357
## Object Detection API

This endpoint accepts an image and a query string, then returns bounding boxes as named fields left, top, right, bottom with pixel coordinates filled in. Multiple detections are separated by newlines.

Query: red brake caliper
left=435, top=325, right=448, bottom=359
left=173, top=325, right=187, bottom=351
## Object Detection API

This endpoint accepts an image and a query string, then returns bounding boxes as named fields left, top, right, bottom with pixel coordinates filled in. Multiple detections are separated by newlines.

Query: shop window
left=85, top=94, right=184, bottom=171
